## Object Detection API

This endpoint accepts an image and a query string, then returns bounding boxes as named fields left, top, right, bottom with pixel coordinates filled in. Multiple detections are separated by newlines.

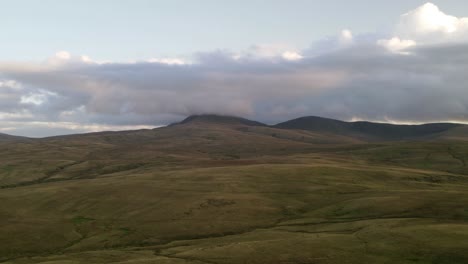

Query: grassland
left=0, top=118, right=467, bottom=263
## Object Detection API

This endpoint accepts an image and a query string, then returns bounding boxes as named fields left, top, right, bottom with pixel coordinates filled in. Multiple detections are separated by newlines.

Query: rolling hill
left=0, top=115, right=468, bottom=263
left=172, top=114, right=267, bottom=127
left=274, top=115, right=465, bottom=141
left=1, top=114, right=466, bottom=143
left=0, top=133, right=28, bottom=142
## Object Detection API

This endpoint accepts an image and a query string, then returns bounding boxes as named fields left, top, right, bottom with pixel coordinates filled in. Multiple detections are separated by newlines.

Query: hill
left=274, top=116, right=465, bottom=141
left=0, top=133, right=29, bottom=142
left=1, top=115, right=468, bottom=263
left=172, top=114, right=267, bottom=127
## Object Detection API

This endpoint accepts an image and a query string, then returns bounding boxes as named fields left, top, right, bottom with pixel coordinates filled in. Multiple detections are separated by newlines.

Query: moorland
left=1, top=114, right=468, bottom=264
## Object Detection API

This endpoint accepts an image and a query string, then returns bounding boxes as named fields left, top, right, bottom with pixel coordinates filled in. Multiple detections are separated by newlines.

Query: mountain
left=172, top=114, right=267, bottom=127
left=0, top=115, right=466, bottom=143
left=274, top=116, right=464, bottom=141
left=175, top=114, right=466, bottom=141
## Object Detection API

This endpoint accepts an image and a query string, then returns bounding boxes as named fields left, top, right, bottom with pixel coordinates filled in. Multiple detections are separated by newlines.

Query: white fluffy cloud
left=396, top=3, right=468, bottom=41
left=379, top=2, right=468, bottom=52
left=1, top=2, right=468, bottom=137
left=377, top=37, right=416, bottom=53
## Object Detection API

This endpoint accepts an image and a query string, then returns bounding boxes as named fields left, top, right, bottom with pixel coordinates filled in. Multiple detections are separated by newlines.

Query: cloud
left=303, top=29, right=360, bottom=57
left=396, top=3, right=468, bottom=42
left=377, top=37, right=416, bottom=53
left=147, top=58, right=189, bottom=65
left=55, top=51, right=72, bottom=60
left=228, top=44, right=304, bottom=62
left=339, top=29, right=354, bottom=45
left=379, top=2, right=468, bottom=53
left=20, top=90, right=58, bottom=106
left=281, top=51, right=303, bottom=61
left=0, top=2, right=467, bottom=137
left=0, top=80, right=22, bottom=90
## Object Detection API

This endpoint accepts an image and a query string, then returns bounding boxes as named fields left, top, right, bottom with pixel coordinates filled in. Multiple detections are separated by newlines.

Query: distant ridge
left=0, top=114, right=466, bottom=141
left=274, top=116, right=463, bottom=141
left=172, top=114, right=266, bottom=127
left=0, top=133, right=29, bottom=142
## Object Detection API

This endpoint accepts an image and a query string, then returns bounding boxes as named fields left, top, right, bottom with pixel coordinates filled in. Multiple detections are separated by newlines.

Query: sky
left=1, top=1, right=468, bottom=137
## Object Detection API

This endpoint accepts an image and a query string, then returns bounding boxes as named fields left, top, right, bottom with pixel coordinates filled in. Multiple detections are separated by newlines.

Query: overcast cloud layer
left=1, top=2, right=468, bottom=137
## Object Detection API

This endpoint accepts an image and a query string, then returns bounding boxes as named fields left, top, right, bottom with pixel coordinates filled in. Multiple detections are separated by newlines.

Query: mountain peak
left=173, top=114, right=266, bottom=127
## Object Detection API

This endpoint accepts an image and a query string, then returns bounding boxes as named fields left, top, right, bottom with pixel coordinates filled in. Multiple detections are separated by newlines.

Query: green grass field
left=1, top=119, right=467, bottom=263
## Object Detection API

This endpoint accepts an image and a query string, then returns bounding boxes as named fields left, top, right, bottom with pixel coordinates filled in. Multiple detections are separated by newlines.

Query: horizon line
left=2, top=114, right=467, bottom=139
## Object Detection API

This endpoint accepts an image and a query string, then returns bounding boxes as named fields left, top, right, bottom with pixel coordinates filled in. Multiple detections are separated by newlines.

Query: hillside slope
left=1, top=115, right=468, bottom=263
left=0, top=115, right=359, bottom=187
left=274, top=116, right=465, bottom=141
left=0, top=133, right=29, bottom=142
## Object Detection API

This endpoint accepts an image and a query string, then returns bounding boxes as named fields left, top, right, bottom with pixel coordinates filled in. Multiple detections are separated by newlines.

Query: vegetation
left=0, top=115, right=467, bottom=263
